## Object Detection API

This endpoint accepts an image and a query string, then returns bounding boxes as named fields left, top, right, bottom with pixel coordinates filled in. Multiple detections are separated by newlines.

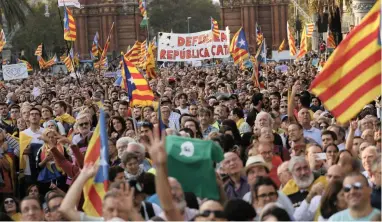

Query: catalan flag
left=94, top=57, right=108, bottom=71
left=63, top=56, right=74, bottom=73
left=139, top=40, right=148, bottom=68
left=91, top=32, right=99, bottom=58
left=278, top=39, right=286, bottom=52
left=124, top=41, right=141, bottom=66
left=296, top=26, right=307, bottom=59
left=18, top=59, right=33, bottom=72
left=35, top=44, right=43, bottom=56
left=211, top=17, right=220, bottom=42
left=327, top=27, right=336, bottom=49
left=306, top=23, right=315, bottom=37
left=145, top=42, right=157, bottom=79
left=19, top=132, right=33, bottom=171
left=37, top=56, right=47, bottom=69
left=256, top=23, right=264, bottom=46
left=287, top=22, right=297, bottom=56
left=229, top=27, right=249, bottom=64
left=64, top=7, right=77, bottom=41
left=44, top=54, right=58, bottom=68
left=83, top=108, right=109, bottom=217
left=310, top=0, right=381, bottom=124
left=121, top=58, right=154, bottom=107
left=139, top=0, right=147, bottom=18
left=0, top=29, right=6, bottom=52
left=100, top=23, right=114, bottom=61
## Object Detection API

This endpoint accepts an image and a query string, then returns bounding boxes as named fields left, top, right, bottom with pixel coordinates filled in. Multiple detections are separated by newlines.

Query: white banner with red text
left=157, top=30, right=230, bottom=62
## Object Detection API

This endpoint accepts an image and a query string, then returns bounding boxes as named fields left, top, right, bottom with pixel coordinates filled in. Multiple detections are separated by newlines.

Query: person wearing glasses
left=1, top=196, right=21, bottom=221
left=251, top=176, right=280, bottom=219
left=328, top=172, right=381, bottom=221
left=193, top=200, right=227, bottom=221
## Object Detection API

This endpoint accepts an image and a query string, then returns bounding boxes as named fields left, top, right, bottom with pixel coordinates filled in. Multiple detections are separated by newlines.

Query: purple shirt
left=224, top=176, right=250, bottom=199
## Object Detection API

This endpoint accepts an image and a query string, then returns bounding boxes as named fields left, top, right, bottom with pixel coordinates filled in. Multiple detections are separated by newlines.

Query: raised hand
left=79, top=163, right=99, bottom=179
left=143, top=127, right=167, bottom=166
left=350, top=119, right=358, bottom=131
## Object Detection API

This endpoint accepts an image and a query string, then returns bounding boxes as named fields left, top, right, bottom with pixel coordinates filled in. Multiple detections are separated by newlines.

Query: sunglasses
left=343, top=182, right=363, bottom=192
left=4, top=199, right=14, bottom=204
left=78, top=122, right=90, bottom=127
left=198, top=210, right=226, bottom=219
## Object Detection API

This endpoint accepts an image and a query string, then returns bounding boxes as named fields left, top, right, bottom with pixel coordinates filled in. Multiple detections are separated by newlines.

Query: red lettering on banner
left=192, top=36, right=198, bottom=46
left=180, top=50, right=185, bottom=59
left=173, top=50, right=179, bottom=59
left=211, top=45, right=216, bottom=56
left=160, top=50, right=166, bottom=59
left=178, top=37, right=185, bottom=47
left=216, top=45, right=223, bottom=56
left=186, top=50, right=191, bottom=59
left=203, top=48, right=210, bottom=57
left=223, top=45, right=229, bottom=54
left=186, top=37, right=192, bottom=47
left=167, top=50, right=173, bottom=60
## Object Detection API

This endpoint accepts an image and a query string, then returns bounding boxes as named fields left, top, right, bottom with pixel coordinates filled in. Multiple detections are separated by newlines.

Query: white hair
left=277, top=161, right=290, bottom=175
left=288, top=156, right=308, bottom=172
left=255, top=111, right=274, bottom=128
left=116, top=137, right=135, bottom=147
left=127, top=142, right=145, bottom=153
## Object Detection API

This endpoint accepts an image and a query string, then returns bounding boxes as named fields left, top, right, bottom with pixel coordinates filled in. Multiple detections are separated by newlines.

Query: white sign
left=58, top=0, right=81, bottom=8
left=3, top=63, right=28, bottom=81
left=157, top=30, right=230, bottom=62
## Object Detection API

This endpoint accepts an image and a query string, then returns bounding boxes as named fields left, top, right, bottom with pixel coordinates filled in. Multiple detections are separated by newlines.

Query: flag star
left=238, top=38, right=246, bottom=47
left=128, top=77, right=134, bottom=83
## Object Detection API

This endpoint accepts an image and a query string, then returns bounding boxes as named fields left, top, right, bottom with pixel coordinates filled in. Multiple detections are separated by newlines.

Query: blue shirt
left=202, top=125, right=218, bottom=139
left=329, top=208, right=380, bottom=221
left=303, top=127, right=322, bottom=145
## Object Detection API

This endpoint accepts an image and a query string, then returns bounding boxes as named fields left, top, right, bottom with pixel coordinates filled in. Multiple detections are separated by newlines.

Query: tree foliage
left=148, top=0, right=220, bottom=34
left=12, top=1, right=66, bottom=66
left=0, top=0, right=31, bottom=30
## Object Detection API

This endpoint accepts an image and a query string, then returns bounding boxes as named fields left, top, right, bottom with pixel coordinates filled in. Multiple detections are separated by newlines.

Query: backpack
left=140, top=201, right=155, bottom=220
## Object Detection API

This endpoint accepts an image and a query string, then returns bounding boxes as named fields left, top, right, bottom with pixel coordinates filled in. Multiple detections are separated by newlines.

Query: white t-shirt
left=177, top=106, right=189, bottom=115
left=22, top=127, right=44, bottom=176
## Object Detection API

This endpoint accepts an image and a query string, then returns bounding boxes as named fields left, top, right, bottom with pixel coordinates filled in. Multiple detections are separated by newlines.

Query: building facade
left=219, top=0, right=289, bottom=54
left=73, top=0, right=146, bottom=59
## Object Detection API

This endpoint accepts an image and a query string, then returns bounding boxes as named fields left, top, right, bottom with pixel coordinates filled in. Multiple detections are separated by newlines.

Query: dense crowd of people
left=0, top=57, right=380, bottom=221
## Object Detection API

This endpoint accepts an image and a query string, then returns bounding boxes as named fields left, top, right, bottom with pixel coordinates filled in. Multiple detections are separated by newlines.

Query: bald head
left=326, top=164, right=344, bottom=183
left=200, top=200, right=224, bottom=212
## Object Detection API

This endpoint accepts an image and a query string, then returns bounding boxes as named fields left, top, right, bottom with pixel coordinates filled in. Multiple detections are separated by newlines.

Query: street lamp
left=187, top=17, right=192, bottom=33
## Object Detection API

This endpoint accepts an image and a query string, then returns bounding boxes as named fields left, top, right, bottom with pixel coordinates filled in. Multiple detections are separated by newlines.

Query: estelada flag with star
left=230, top=27, right=249, bottom=64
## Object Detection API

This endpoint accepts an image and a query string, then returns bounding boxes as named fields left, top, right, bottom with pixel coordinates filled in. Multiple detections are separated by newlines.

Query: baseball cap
left=244, top=155, right=270, bottom=174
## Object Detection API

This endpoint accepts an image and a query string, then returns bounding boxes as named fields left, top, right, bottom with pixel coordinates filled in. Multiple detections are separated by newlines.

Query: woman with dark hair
left=334, top=150, right=357, bottom=175
left=324, top=143, right=339, bottom=166
left=221, top=119, right=242, bottom=145
left=26, top=184, right=40, bottom=199
left=184, top=118, right=203, bottom=139
left=108, top=116, right=127, bottom=140
left=125, top=117, right=136, bottom=132
left=259, top=203, right=291, bottom=221
left=1, top=196, right=21, bottom=221
left=318, top=180, right=347, bottom=220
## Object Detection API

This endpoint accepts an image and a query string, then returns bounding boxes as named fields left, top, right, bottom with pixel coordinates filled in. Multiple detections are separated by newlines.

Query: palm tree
left=0, top=0, right=31, bottom=31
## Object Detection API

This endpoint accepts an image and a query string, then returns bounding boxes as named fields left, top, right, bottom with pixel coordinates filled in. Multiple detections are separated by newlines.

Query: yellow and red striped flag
left=139, top=0, right=147, bottom=18
left=124, top=41, right=141, bottom=66
left=306, top=23, right=315, bottom=37
left=100, top=22, right=115, bottom=61
left=121, top=58, right=154, bottom=107
left=145, top=42, right=157, bottom=79
left=139, top=40, right=147, bottom=68
left=310, top=0, right=381, bottom=124
left=211, top=17, right=220, bottom=42
left=278, top=39, right=286, bottom=52
left=296, top=26, right=307, bottom=59
left=256, top=23, right=263, bottom=46
left=35, top=44, right=43, bottom=56
left=37, top=56, right=46, bottom=69
left=229, top=27, right=249, bottom=64
left=63, top=56, right=74, bottom=73
left=82, top=109, right=109, bottom=217
left=0, top=29, right=6, bottom=52
left=327, top=28, right=336, bottom=49
left=91, top=32, right=99, bottom=58
left=18, top=59, right=33, bottom=72
left=63, top=7, right=77, bottom=41
left=44, top=54, right=58, bottom=68
left=287, top=22, right=297, bottom=56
